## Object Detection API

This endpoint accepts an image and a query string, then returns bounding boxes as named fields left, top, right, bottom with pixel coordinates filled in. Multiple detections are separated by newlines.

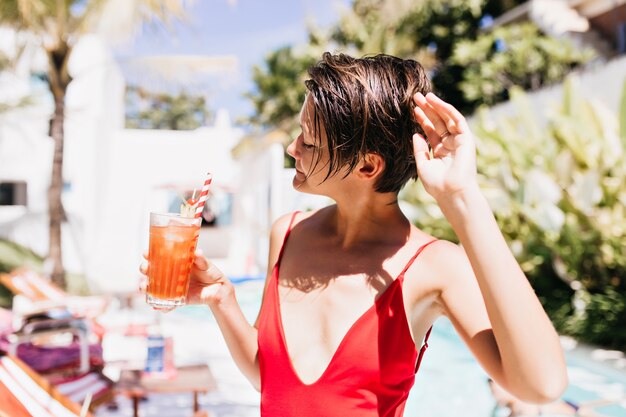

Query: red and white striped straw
left=194, top=172, right=212, bottom=218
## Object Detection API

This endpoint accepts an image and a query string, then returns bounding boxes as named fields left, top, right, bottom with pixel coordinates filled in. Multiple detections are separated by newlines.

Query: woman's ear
left=356, top=153, right=385, bottom=180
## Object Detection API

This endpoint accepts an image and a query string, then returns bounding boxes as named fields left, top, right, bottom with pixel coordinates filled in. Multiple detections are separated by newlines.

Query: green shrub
left=0, top=239, right=44, bottom=274
left=0, top=239, right=44, bottom=307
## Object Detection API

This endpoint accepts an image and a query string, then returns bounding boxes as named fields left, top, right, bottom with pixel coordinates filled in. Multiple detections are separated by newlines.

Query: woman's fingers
left=412, top=133, right=430, bottom=167
left=194, top=254, right=209, bottom=271
left=139, top=254, right=148, bottom=292
left=413, top=103, right=441, bottom=152
left=441, top=133, right=459, bottom=151
left=414, top=93, right=449, bottom=136
left=138, top=276, right=147, bottom=293
left=413, top=92, right=456, bottom=157
left=424, top=93, right=468, bottom=133
left=191, top=255, right=227, bottom=285
left=412, top=106, right=449, bottom=157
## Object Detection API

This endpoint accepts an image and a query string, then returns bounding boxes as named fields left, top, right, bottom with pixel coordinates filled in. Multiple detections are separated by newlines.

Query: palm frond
left=79, top=0, right=190, bottom=44
left=0, top=95, right=34, bottom=114
left=0, top=0, right=21, bottom=24
left=1, top=0, right=190, bottom=47
left=0, top=0, right=70, bottom=46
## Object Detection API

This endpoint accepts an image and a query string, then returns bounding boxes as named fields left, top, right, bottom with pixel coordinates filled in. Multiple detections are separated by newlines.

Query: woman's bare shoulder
left=404, top=233, right=472, bottom=298
left=269, top=208, right=327, bottom=241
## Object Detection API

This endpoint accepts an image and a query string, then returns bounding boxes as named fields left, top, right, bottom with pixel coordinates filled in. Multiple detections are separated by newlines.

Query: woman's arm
left=412, top=92, right=568, bottom=403
left=205, top=277, right=260, bottom=389
left=436, top=191, right=567, bottom=403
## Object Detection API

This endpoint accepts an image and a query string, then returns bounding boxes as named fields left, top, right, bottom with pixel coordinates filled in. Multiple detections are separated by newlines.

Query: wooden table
left=116, top=364, right=217, bottom=417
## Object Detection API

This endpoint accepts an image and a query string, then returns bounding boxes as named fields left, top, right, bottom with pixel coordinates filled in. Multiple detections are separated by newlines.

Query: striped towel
left=53, top=371, right=113, bottom=405
left=0, top=354, right=89, bottom=417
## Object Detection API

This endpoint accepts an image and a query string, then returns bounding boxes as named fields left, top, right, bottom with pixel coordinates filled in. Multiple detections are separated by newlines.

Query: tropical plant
left=451, top=23, right=594, bottom=106
left=329, top=0, right=437, bottom=65
left=0, top=0, right=187, bottom=288
left=245, top=45, right=319, bottom=138
left=125, top=85, right=209, bottom=130
left=0, top=239, right=44, bottom=307
left=332, top=0, right=485, bottom=112
left=403, top=77, right=626, bottom=349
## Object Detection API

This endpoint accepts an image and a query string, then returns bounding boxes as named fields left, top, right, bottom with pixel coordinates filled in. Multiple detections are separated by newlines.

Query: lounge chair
left=0, top=351, right=95, bottom=417
left=0, top=307, right=114, bottom=409
left=0, top=268, right=112, bottom=349
left=0, top=268, right=109, bottom=320
left=0, top=281, right=100, bottom=374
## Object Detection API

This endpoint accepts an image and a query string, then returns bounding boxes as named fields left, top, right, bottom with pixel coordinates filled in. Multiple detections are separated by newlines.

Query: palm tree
left=0, top=0, right=187, bottom=287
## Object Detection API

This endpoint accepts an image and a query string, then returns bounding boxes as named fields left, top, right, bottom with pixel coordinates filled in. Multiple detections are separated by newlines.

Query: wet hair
left=305, top=52, right=431, bottom=193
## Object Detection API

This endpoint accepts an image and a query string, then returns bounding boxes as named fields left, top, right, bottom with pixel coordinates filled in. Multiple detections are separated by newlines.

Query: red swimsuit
left=257, top=213, right=436, bottom=416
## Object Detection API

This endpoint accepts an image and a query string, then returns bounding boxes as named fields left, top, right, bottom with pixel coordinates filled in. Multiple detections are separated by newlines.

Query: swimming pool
left=410, top=318, right=626, bottom=417
left=177, top=280, right=626, bottom=417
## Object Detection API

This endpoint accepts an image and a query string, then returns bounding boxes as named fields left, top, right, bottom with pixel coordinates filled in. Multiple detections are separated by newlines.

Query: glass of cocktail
left=146, top=212, right=201, bottom=310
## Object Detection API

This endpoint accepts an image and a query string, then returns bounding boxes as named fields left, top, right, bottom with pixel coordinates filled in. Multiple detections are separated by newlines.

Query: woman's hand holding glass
left=139, top=249, right=235, bottom=309
left=412, top=92, right=478, bottom=203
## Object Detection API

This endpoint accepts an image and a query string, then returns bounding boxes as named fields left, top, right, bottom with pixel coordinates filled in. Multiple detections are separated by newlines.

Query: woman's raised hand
left=412, top=92, right=478, bottom=202
left=139, top=249, right=235, bottom=309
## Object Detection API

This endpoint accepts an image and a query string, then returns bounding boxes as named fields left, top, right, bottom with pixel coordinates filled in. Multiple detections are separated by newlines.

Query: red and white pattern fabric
left=0, top=354, right=84, bottom=417
left=54, top=371, right=112, bottom=404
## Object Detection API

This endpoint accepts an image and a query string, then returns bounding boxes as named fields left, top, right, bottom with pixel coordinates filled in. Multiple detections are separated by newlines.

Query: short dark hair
left=305, top=52, right=431, bottom=193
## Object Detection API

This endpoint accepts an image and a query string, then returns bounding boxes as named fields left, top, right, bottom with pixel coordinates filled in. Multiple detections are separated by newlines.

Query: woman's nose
left=286, top=135, right=300, bottom=158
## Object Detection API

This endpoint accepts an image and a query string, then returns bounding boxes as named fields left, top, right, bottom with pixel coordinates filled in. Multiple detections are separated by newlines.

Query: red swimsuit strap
left=276, top=211, right=301, bottom=264
left=398, top=239, right=439, bottom=282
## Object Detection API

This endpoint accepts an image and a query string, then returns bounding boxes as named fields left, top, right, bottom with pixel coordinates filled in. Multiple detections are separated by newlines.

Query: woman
left=141, top=53, right=567, bottom=416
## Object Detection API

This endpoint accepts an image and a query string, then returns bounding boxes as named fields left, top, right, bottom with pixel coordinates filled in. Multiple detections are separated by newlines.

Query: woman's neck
left=324, top=191, right=410, bottom=249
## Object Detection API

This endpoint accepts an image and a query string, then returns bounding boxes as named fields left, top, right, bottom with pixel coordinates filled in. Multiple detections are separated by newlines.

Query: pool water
left=409, top=319, right=626, bottom=417
left=177, top=281, right=626, bottom=417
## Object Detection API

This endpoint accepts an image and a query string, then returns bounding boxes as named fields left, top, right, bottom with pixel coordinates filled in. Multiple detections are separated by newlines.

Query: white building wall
left=1, top=33, right=245, bottom=294
left=233, top=143, right=329, bottom=276
left=0, top=29, right=57, bottom=264
left=89, top=124, right=242, bottom=293
left=64, top=35, right=126, bottom=276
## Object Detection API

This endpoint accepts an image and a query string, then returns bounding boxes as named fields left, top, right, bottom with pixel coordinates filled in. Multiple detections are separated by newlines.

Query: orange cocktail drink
left=146, top=212, right=201, bottom=309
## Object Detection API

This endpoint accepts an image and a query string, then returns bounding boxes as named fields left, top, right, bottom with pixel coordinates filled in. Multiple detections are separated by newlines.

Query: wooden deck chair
left=0, top=268, right=111, bottom=346
left=0, top=268, right=109, bottom=320
left=1, top=269, right=110, bottom=374
left=0, top=351, right=95, bottom=417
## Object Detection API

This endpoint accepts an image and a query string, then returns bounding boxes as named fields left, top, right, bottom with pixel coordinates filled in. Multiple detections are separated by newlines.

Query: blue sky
left=114, top=0, right=351, bottom=123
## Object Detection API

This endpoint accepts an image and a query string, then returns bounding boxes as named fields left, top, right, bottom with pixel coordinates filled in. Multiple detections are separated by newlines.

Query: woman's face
left=286, top=95, right=333, bottom=194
